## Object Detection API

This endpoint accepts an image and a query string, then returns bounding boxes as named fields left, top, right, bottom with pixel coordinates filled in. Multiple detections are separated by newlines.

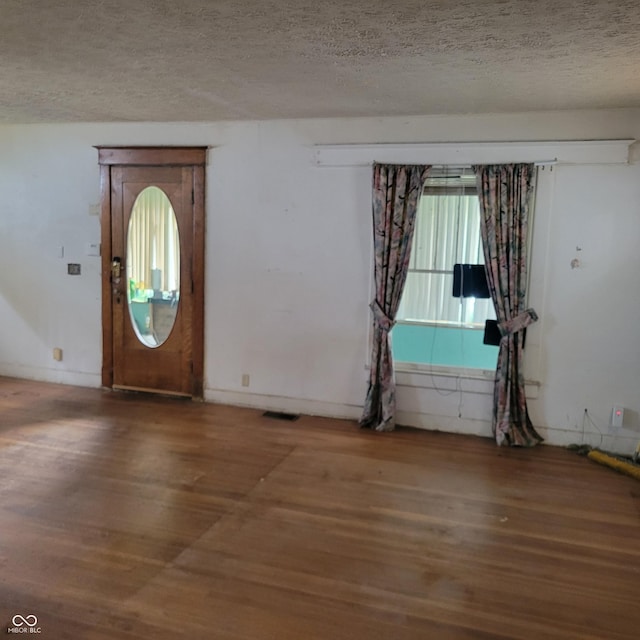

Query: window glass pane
left=398, top=272, right=455, bottom=322
left=411, top=194, right=484, bottom=270
left=398, top=272, right=495, bottom=324
left=127, top=186, right=180, bottom=349
left=392, top=323, right=499, bottom=370
left=395, top=179, right=500, bottom=369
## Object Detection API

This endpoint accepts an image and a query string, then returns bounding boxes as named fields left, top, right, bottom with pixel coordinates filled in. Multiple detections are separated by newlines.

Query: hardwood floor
left=1, top=376, right=639, bottom=639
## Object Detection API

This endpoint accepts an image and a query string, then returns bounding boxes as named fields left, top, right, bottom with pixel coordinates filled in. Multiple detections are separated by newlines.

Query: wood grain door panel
left=98, top=148, right=206, bottom=397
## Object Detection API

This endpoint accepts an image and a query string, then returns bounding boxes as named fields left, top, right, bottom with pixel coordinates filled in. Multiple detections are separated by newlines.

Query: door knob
left=111, top=257, right=123, bottom=303
left=111, top=257, right=122, bottom=280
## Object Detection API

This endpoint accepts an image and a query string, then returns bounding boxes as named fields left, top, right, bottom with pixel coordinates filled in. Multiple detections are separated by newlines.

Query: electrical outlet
left=67, top=263, right=81, bottom=275
left=53, top=348, right=63, bottom=362
left=241, top=374, right=250, bottom=387
left=611, top=406, right=624, bottom=428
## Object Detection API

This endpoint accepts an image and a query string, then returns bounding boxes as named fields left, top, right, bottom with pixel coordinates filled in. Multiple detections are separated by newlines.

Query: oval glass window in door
left=126, top=186, right=180, bottom=348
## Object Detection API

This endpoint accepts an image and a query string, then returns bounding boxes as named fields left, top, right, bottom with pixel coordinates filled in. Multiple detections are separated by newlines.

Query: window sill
left=395, top=319, right=489, bottom=330
left=393, top=361, right=540, bottom=399
left=395, top=361, right=494, bottom=380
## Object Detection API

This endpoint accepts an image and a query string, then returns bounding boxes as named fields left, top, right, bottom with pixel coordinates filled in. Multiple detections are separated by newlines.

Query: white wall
left=0, top=109, right=638, bottom=453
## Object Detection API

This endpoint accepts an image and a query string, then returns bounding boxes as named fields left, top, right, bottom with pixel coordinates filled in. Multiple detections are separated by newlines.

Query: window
left=393, top=167, right=498, bottom=370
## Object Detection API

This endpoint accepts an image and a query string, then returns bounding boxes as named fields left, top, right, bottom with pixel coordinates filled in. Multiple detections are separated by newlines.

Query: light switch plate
left=86, top=242, right=101, bottom=257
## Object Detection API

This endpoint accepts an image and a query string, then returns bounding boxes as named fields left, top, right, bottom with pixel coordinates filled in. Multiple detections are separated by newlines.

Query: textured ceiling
left=1, top=0, right=639, bottom=123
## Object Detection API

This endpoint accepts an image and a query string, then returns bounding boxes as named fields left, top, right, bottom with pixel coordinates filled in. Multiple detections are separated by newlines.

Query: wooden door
left=98, top=148, right=206, bottom=397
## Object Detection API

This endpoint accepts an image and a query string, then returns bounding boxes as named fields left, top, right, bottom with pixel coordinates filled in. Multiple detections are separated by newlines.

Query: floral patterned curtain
left=360, top=163, right=430, bottom=431
left=473, top=163, right=543, bottom=446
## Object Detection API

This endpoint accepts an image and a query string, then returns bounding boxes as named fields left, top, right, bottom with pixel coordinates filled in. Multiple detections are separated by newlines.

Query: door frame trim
left=97, top=147, right=207, bottom=398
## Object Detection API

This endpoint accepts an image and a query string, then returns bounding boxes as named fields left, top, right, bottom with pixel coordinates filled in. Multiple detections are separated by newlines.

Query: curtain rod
left=314, top=140, right=633, bottom=167
left=429, top=160, right=559, bottom=169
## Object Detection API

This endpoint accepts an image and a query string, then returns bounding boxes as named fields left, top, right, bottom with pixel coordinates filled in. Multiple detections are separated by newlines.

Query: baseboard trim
left=536, top=425, right=639, bottom=455
left=397, top=411, right=638, bottom=455
left=0, top=363, right=101, bottom=388
left=396, top=410, right=493, bottom=438
left=204, top=388, right=362, bottom=421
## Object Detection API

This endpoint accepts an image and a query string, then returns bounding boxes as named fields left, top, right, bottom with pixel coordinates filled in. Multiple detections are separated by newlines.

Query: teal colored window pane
left=392, top=323, right=498, bottom=370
